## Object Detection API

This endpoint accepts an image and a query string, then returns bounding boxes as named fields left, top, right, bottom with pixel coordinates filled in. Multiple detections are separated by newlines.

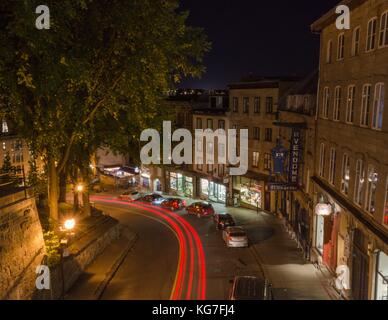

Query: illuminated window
left=372, top=83, right=385, bottom=130
left=333, top=86, right=341, bottom=121
left=337, top=33, right=345, bottom=60
left=354, top=159, right=365, bottom=206
left=341, top=153, right=350, bottom=195
left=352, top=26, right=361, bottom=56
left=1, top=120, right=8, bottom=133
left=379, top=11, right=388, bottom=48
left=264, top=153, right=271, bottom=171
left=360, top=84, right=372, bottom=126
left=252, top=152, right=260, bottom=168
left=365, top=165, right=378, bottom=215
left=346, top=85, right=356, bottom=123
left=207, top=119, right=213, bottom=129
left=196, top=118, right=202, bottom=129
left=366, top=18, right=377, bottom=52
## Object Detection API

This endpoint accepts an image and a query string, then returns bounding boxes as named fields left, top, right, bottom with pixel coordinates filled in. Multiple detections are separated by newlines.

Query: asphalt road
left=90, top=195, right=264, bottom=300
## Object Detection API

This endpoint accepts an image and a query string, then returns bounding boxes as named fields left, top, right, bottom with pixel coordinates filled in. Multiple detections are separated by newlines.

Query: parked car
left=161, top=198, right=187, bottom=211
left=222, top=226, right=248, bottom=248
left=136, top=193, right=165, bottom=205
left=118, top=190, right=141, bottom=201
left=213, top=213, right=236, bottom=230
left=229, top=276, right=271, bottom=300
left=186, top=202, right=215, bottom=217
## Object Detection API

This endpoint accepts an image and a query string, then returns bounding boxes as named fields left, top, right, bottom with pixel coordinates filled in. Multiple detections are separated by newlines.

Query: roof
left=228, top=76, right=301, bottom=90
left=311, top=0, right=366, bottom=32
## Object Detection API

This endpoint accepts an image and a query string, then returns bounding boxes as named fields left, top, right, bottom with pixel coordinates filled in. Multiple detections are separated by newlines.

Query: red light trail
left=91, top=195, right=207, bottom=300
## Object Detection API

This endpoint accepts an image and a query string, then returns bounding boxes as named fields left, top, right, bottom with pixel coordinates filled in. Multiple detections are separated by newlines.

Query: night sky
left=180, top=0, right=340, bottom=89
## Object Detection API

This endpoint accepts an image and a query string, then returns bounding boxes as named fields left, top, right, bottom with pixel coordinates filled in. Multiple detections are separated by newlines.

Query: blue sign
left=271, top=141, right=288, bottom=174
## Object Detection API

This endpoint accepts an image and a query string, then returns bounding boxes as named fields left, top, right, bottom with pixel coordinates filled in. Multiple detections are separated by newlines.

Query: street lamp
left=76, top=184, right=84, bottom=192
left=63, top=218, right=75, bottom=231
left=315, top=195, right=333, bottom=216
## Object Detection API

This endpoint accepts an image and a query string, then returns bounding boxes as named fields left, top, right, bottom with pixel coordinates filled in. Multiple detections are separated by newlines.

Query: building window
left=218, top=120, right=225, bottom=129
left=384, top=176, right=388, bottom=226
left=207, top=119, right=213, bottom=129
left=265, top=97, right=273, bottom=113
left=1, top=120, right=8, bottom=133
left=252, top=151, right=260, bottom=168
left=197, top=163, right=203, bottom=171
left=372, top=83, right=385, bottom=130
left=319, top=143, right=326, bottom=178
left=352, top=26, right=361, bottom=56
left=354, top=159, right=365, bottom=206
left=196, top=118, right=202, bottom=129
left=254, top=97, right=261, bottom=113
left=329, top=148, right=336, bottom=185
left=233, top=97, right=239, bottom=113
left=264, top=153, right=271, bottom=170
left=333, top=86, right=341, bottom=121
left=243, top=97, right=249, bottom=113
left=218, top=164, right=224, bottom=177
left=326, top=40, right=333, bottom=63
left=337, top=33, right=345, bottom=60
left=366, top=17, right=377, bottom=52
left=264, top=128, right=272, bottom=142
left=253, top=127, right=260, bottom=140
left=322, top=87, right=330, bottom=119
left=379, top=11, right=388, bottom=48
left=346, top=85, right=356, bottom=123
left=366, top=165, right=378, bottom=215
left=207, top=164, right=214, bottom=174
left=341, top=153, right=350, bottom=195
left=360, top=84, right=372, bottom=126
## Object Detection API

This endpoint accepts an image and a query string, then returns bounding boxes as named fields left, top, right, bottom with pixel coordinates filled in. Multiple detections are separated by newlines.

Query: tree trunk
left=59, top=170, right=67, bottom=203
left=47, top=156, right=59, bottom=224
left=81, top=169, right=91, bottom=216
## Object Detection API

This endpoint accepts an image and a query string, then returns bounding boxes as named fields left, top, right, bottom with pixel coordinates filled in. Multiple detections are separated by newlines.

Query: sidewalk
left=65, top=227, right=138, bottom=300
left=216, top=204, right=338, bottom=300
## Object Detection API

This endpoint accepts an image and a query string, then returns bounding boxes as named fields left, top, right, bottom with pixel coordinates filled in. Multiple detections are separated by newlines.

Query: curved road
left=91, top=195, right=206, bottom=300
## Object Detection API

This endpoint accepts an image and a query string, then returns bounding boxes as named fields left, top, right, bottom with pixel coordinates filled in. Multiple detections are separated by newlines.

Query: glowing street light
left=64, top=218, right=76, bottom=231
left=76, top=184, right=84, bottom=192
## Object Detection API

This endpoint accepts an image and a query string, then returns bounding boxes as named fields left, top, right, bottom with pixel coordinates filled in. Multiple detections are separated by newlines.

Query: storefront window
left=375, top=251, right=388, bottom=300
left=201, top=179, right=209, bottom=195
left=185, top=177, right=193, bottom=197
left=170, top=172, right=177, bottom=190
left=240, top=183, right=262, bottom=207
left=177, top=173, right=184, bottom=191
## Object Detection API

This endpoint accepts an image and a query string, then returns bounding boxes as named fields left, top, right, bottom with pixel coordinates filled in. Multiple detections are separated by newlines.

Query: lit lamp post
left=315, top=196, right=333, bottom=216
left=59, top=218, right=76, bottom=299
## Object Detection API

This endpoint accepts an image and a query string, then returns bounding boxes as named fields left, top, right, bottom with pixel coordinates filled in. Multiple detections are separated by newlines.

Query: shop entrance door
left=264, top=191, right=271, bottom=211
left=352, top=229, right=369, bottom=300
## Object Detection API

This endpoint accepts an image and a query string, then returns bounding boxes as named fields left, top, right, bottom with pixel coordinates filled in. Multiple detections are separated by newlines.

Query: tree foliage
left=0, top=0, right=210, bottom=220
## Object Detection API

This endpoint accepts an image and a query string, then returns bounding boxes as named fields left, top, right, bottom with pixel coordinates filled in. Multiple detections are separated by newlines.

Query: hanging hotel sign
left=288, top=128, right=301, bottom=185
left=268, top=183, right=298, bottom=191
left=271, top=141, right=289, bottom=175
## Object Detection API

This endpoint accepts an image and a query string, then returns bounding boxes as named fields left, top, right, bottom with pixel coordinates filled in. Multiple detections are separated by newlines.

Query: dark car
left=229, top=276, right=272, bottom=300
left=186, top=202, right=214, bottom=217
left=161, top=198, right=187, bottom=211
left=213, top=213, right=236, bottom=230
left=136, top=193, right=165, bottom=205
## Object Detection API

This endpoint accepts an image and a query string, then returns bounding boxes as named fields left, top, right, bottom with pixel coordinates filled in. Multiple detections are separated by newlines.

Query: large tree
left=0, top=0, right=209, bottom=224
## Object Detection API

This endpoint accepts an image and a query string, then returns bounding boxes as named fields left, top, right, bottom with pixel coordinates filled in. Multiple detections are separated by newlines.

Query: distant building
left=227, top=77, right=299, bottom=211
left=311, top=0, right=388, bottom=300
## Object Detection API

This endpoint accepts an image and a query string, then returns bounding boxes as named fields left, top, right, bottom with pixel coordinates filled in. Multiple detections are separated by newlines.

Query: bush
left=43, top=231, right=61, bottom=267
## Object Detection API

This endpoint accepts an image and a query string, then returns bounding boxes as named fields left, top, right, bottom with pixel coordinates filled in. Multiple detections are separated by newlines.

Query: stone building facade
left=311, top=0, right=388, bottom=300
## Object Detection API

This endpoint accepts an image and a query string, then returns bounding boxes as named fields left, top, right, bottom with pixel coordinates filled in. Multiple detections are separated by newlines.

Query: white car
left=223, top=226, right=248, bottom=248
left=118, top=191, right=141, bottom=201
